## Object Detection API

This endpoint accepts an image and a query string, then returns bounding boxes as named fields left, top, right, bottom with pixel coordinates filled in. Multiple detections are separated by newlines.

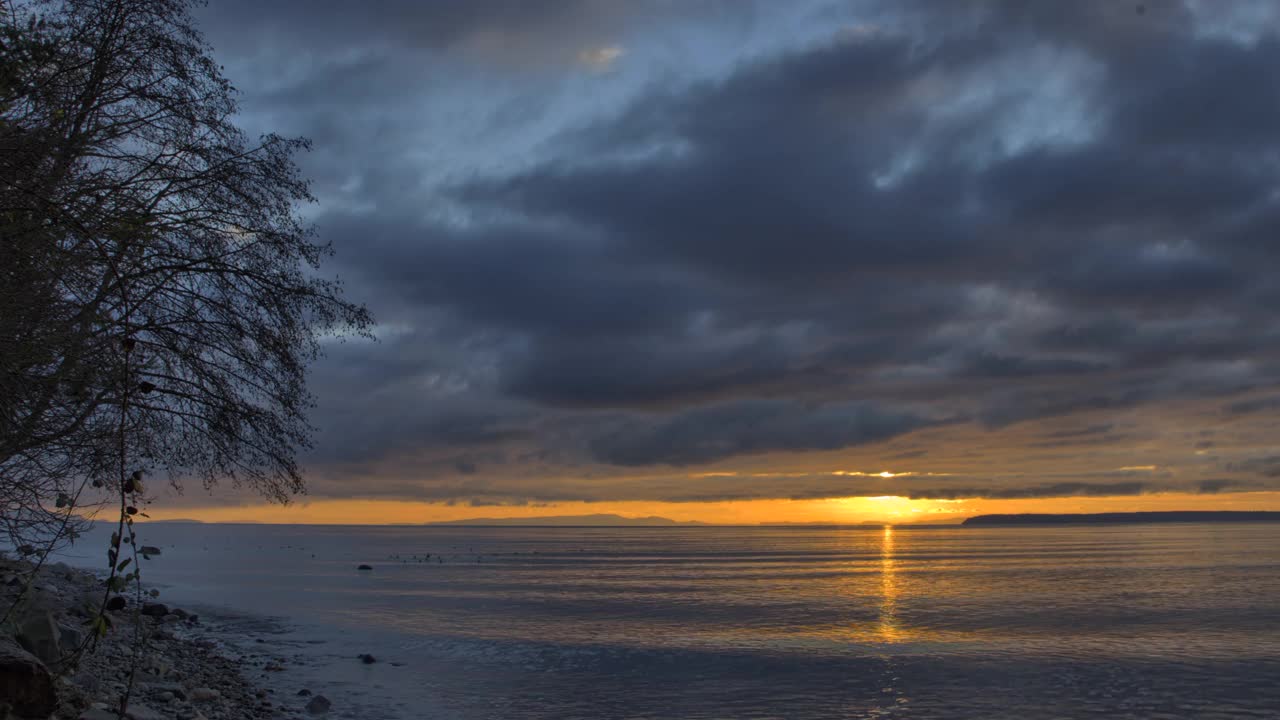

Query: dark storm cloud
left=586, top=399, right=940, bottom=467
left=187, top=1, right=1280, bottom=502
left=1224, top=395, right=1280, bottom=415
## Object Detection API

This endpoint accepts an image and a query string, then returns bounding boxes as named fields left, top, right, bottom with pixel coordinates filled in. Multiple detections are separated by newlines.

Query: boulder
left=356, top=564, right=373, bottom=571
left=15, top=610, right=62, bottom=668
left=0, top=638, right=57, bottom=718
left=305, top=695, right=331, bottom=714
left=140, top=602, right=169, bottom=617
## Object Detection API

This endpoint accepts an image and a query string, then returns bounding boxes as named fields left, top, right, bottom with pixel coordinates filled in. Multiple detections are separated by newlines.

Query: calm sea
left=60, top=523, right=1280, bottom=719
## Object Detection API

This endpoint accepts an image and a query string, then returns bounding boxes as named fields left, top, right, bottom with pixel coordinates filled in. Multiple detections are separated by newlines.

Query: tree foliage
left=0, top=0, right=372, bottom=550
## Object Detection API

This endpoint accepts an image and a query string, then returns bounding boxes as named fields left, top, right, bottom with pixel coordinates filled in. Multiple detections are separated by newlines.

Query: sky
left=152, top=0, right=1280, bottom=524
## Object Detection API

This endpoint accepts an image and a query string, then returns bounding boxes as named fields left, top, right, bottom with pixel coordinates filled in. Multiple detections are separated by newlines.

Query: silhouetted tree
left=0, top=0, right=371, bottom=553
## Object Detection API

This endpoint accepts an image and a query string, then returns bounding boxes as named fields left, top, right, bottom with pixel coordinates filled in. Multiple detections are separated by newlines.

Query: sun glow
left=827, top=495, right=969, bottom=522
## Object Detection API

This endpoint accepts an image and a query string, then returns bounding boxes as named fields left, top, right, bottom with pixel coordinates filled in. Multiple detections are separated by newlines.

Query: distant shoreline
left=962, top=511, right=1280, bottom=526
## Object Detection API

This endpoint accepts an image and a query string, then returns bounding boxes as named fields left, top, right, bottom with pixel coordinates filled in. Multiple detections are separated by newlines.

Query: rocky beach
left=0, top=556, right=333, bottom=720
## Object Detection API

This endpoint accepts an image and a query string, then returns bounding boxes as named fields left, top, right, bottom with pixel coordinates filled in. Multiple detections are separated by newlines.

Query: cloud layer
left=191, top=0, right=1280, bottom=505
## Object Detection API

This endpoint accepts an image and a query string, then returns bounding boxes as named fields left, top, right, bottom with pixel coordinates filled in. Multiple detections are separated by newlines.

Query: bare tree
left=0, top=0, right=372, bottom=554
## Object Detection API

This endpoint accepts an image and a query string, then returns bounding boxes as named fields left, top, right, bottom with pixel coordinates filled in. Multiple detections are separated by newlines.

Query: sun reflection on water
left=878, top=525, right=904, bottom=643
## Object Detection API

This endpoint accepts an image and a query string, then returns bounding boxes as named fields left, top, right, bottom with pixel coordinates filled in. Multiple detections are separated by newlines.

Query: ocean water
left=59, top=523, right=1280, bottom=719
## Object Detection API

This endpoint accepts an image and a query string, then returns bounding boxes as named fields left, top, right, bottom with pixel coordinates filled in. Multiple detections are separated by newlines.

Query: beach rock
left=141, top=653, right=173, bottom=677
left=141, top=602, right=169, bottom=617
left=0, top=638, right=57, bottom=717
left=144, top=682, right=187, bottom=700
left=189, top=687, right=220, bottom=702
left=126, top=703, right=169, bottom=720
left=356, top=564, right=373, bottom=571
left=305, top=695, right=331, bottom=714
left=15, top=610, right=63, bottom=668
left=79, top=708, right=118, bottom=720
left=170, top=607, right=189, bottom=619
left=69, top=667, right=103, bottom=694
left=105, top=596, right=127, bottom=612
left=358, top=653, right=376, bottom=664
left=60, top=621, right=84, bottom=651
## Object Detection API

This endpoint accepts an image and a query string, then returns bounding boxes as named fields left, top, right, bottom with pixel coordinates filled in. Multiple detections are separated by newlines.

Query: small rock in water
left=305, top=695, right=331, bottom=714
left=297, top=688, right=312, bottom=696
left=357, top=564, right=373, bottom=571
left=140, top=545, right=162, bottom=556
left=358, top=653, right=376, bottom=664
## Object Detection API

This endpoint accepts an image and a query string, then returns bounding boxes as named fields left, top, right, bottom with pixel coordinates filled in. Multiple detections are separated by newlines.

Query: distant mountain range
left=963, top=511, right=1280, bottom=526
left=426, top=513, right=708, bottom=527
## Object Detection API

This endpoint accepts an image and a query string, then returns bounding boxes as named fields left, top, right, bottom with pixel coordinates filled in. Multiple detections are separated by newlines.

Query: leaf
left=116, top=558, right=131, bottom=571
left=55, top=493, right=70, bottom=508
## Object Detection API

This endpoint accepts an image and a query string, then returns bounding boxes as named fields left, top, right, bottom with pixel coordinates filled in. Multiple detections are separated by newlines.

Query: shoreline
left=0, top=557, right=331, bottom=720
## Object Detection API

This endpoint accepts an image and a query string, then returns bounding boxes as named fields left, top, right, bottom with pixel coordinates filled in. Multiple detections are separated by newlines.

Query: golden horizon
left=127, top=491, right=1280, bottom=526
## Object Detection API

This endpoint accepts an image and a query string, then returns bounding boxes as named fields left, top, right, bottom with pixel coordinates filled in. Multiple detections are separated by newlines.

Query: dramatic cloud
left=187, top=0, right=1280, bottom=506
